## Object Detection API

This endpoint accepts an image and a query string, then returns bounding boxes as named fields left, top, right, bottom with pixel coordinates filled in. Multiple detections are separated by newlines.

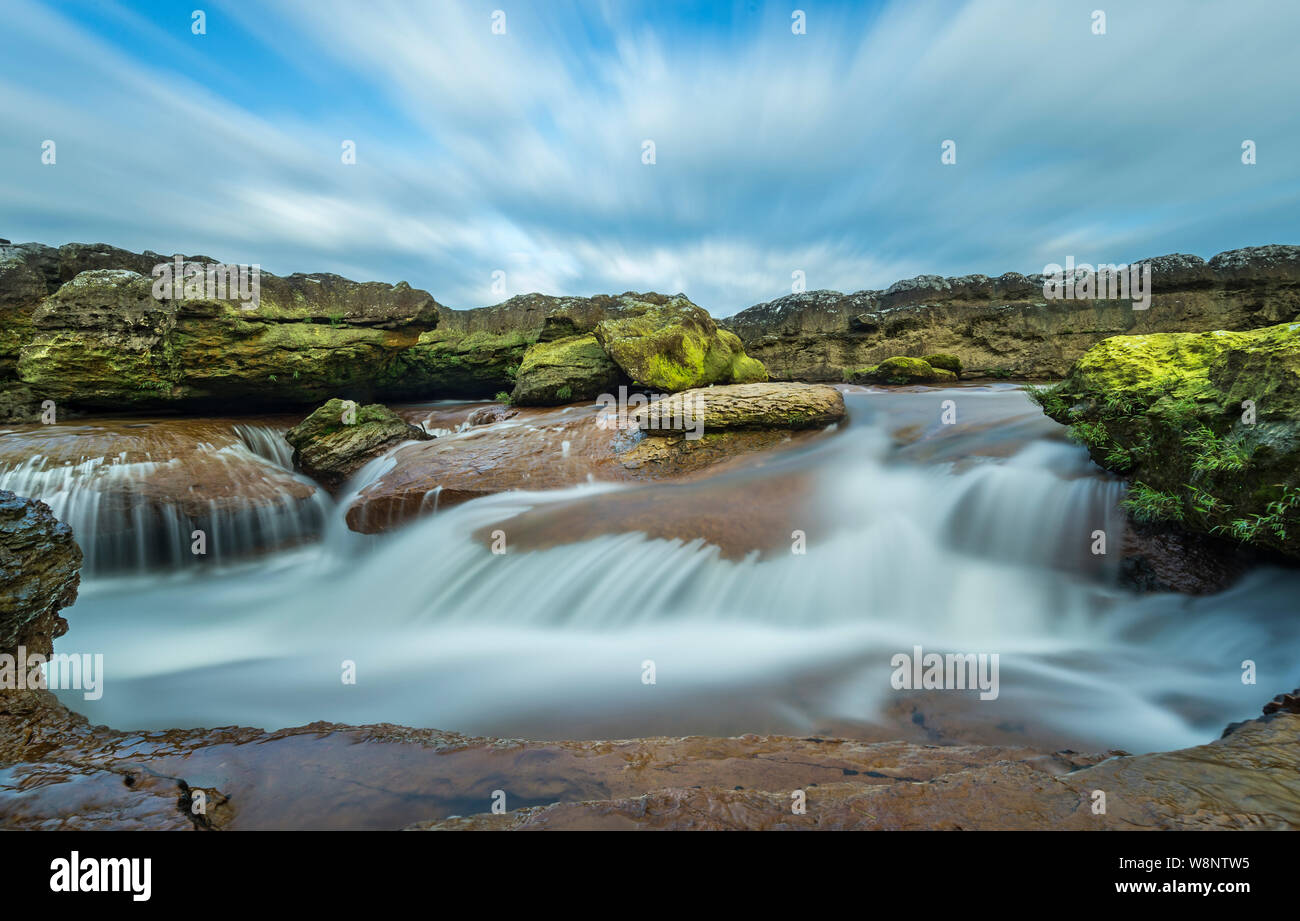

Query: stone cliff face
left=3, top=243, right=442, bottom=414
left=0, top=243, right=769, bottom=413
left=724, top=246, right=1300, bottom=381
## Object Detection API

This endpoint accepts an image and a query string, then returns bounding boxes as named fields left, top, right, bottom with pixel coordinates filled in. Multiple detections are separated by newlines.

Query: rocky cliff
left=0, top=243, right=769, bottom=414
left=724, top=246, right=1300, bottom=381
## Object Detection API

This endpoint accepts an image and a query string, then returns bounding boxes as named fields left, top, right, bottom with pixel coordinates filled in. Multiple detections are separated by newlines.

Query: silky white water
left=34, top=387, right=1300, bottom=753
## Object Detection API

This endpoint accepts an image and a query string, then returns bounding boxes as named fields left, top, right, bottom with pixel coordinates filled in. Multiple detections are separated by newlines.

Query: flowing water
left=4, top=385, right=1296, bottom=754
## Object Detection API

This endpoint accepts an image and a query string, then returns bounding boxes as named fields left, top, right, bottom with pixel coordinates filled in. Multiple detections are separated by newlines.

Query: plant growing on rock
left=1037, top=322, right=1300, bottom=560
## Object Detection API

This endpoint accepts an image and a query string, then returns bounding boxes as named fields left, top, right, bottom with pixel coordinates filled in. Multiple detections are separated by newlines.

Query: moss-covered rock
left=510, top=333, right=625, bottom=405
left=1035, top=322, right=1300, bottom=560
left=285, top=398, right=432, bottom=490
left=849, top=356, right=955, bottom=384
left=727, top=245, right=1300, bottom=382
left=632, top=382, right=846, bottom=433
left=923, top=353, right=963, bottom=377
left=594, top=297, right=767, bottom=392
left=382, top=327, right=535, bottom=399
left=16, top=268, right=440, bottom=412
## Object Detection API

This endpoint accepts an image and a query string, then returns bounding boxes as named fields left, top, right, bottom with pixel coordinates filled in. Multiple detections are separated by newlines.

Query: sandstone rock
left=0, top=491, right=81, bottom=657
left=285, top=398, right=432, bottom=490
left=14, top=260, right=441, bottom=412
left=0, top=416, right=328, bottom=571
left=725, top=246, right=1300, bottom=381
left=510, top=333, right=625, bottom=405
left=465, top=405, right=518, bottom=426
left=595, top=296, right=767, bottom=391
left=1035, top=321, right=1300, bottom=561
left=632, top=382, right=846, bottom=434
left=410, top=711, right=1300, bottom=831
left=345, top=399, right=837, bottom=533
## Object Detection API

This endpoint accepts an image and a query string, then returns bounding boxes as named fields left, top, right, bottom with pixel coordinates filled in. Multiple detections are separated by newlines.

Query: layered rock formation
left=0, top=491, right=81, bottom=658
left=725, top=246, right=1300, bottom=382
left=1035, top=320, right=1300, bottom=562
left=1, top=244, right=773, bottom=414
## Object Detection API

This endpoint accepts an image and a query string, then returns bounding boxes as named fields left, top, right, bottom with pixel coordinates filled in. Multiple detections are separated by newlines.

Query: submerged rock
left=465, top=405, right=518, bottom=426
left=1035, top=321, right=1300, bottom=561
left=285, top=398, right=432, bottom=490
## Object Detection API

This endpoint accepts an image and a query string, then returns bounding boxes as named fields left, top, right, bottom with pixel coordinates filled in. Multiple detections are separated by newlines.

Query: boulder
left=465, top=405, right=518, bottom=426
left=510, top=333, right=625, bottom=405
left=849, top=356, right=956, bottom=385
left=594, top=297, right=767, bottom=392
left=285, top=398, right=432, bottom=490
left=1034, top=321, right=1300, bottom=560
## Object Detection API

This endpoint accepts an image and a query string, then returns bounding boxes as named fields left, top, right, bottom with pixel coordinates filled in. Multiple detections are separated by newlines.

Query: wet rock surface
left=5, top=694, right=1294, bottom=830
left=0, top=491, right=81, bottom=657
left=0, top=416, right=326, bottom=571
left=346, top=390, right=843, bottom=534
left=411, top=713, right=1300, bottom=830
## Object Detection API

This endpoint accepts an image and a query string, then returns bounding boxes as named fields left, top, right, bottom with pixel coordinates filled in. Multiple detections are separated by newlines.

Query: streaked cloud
left=1, top=0, right=1295, bottom=314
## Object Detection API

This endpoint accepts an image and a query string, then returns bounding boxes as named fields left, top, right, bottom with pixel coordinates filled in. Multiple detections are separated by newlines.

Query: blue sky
left=2, top=0, right=1296, bottom=315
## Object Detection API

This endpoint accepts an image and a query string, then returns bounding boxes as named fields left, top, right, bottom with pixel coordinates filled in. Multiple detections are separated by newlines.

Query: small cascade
left=0, top=420, right=331, bottom=573
left=233, top=423, right=295, bottom=470
left=26, top=387, right=1300, bottom=755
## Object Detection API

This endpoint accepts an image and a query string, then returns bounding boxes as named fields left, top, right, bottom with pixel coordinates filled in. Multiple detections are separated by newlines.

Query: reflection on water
left=5, top=386, right=1295, bottom=753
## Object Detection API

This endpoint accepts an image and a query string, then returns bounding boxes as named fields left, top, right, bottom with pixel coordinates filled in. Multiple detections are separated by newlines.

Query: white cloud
left=1, top=0, right=1296, bottom=314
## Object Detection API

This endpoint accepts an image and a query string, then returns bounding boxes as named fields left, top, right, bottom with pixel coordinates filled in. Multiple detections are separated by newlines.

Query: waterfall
left=28, top=387, right=1300, bottom=755
left=0, top=420, right=330, bottom=573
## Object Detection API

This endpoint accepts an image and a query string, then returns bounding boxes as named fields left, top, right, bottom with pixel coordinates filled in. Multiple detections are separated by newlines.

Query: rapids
left=4, top=385, right=1296, bottom=754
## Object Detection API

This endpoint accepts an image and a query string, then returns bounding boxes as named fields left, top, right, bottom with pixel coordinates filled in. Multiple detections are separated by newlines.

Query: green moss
left=852, top=356, right=949, bottom=385
left=923, top=353, right=963, bottom=377
left=594, top=300, right=767, bottom=392
left=1041, top=321, right=1300, bottom=559
left=510, top=333, right=623, bottom=406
